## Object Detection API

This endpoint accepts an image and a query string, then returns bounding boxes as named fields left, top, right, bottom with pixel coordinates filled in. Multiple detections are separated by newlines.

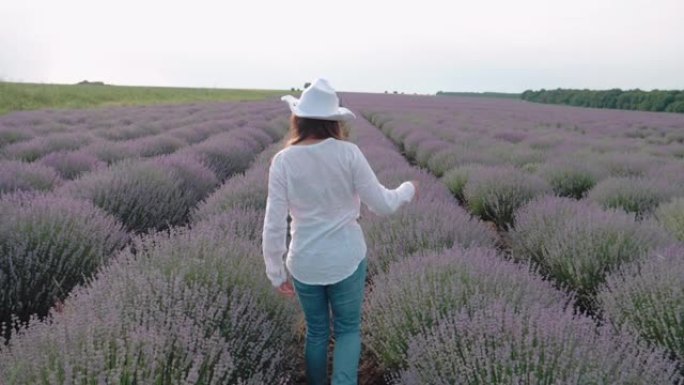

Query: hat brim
left=280, top=95, right=356, bottom=122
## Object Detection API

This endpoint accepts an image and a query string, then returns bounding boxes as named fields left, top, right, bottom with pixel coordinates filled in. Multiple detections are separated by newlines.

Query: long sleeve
left=262, top=153, right=289, bottom=287
left=351, top=145, right=415, bottom=216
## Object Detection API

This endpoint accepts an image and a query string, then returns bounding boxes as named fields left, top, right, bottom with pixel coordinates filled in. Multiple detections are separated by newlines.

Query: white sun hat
left=281, top=78, right=356, bottom=121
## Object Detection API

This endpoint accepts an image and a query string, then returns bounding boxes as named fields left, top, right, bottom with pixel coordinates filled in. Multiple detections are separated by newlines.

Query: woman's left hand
left=277, top=280, right=296, bottom=298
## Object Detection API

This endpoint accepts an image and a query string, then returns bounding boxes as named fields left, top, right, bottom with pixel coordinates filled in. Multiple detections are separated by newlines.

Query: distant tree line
left=521, top=88, right=684, bottom=113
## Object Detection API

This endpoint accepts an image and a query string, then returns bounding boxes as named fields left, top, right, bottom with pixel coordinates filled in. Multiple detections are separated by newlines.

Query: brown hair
left=286, top=115, right=348, bottom=146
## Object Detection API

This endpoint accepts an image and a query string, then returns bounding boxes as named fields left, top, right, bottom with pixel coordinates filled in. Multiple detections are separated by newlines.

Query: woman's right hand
left=410, top=180, right=419, bottom=201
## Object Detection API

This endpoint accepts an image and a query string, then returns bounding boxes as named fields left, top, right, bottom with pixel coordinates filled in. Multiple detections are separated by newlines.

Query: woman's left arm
left=262, top=154, right=289, bottom=287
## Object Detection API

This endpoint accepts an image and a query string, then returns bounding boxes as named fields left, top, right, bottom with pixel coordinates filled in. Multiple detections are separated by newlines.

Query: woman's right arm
left=351, top=145, right=415, bottom=216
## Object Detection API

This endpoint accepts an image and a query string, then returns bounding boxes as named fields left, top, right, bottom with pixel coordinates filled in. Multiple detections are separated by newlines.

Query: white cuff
left=398, top=181, right=415, bottom=203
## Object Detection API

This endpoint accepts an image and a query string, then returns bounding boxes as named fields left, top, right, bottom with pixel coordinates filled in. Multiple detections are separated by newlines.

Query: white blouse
left=262, top=137, right=415, bottom=287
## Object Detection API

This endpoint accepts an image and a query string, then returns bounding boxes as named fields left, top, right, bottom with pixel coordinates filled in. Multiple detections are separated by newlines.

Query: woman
left=262, top=78, right=417, bottom=385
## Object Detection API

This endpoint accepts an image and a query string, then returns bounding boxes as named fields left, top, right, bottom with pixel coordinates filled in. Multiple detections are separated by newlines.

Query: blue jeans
left=292, top=258, right=368, bottom=385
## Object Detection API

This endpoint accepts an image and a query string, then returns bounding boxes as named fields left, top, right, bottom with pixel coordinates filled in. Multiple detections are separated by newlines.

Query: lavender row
left=598, top=245, right=684, bottom=367
left=348, top=118, right=614, bottom=381
left=392, top=299, right=681, bottom=385
left=347, top=98, right=684, bottom=383
left=0, top=103, right=300, bottom=383
left=0, top=191, right=130, bottom=341
left=0, top=223, right=298, bottom=384
left=347, top=96, right=682, bottom=316
left=0, top=103, right=282, bottom=164
left=3, top=96, right=679, bottom=383
left=0, top=102, right=286, bottom=196
left=0, top=101, right=282, bottom=146
left=345, top=93, right=684, bottom=224
left=0, top=115, right=286, bottom=198
left=46, top=118, right=287, bottom=234
left=0, top=109, right=288, bottom=340
left=509, top=196, right=675, bottom=308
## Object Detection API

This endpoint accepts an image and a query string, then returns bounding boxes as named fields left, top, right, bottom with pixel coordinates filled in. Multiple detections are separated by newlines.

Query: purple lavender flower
left=37, top=150, right=106, bottom=180
left=364, top=247, right=571, bottom=370
left=587, top=176, right=679, bottom=218
left=392, top=301, right=681, bottom=384
left=127, top=134, right=187, bottom=158
left=0, top=159, right=63, bottom=195
left=0, top=190, right=129, bottom=339
left=1, top=132, right=93, bottom=162
left=598, top=245, right=684, bottom=364
left=56, top=157, right=191, bottom=233
left=510, top=195, right=674, bottom=308
left=0, top=125, right=34, bottom=148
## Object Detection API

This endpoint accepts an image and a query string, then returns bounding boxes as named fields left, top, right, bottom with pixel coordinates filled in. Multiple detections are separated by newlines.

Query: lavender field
left=0, top=94, right=683, bottom=384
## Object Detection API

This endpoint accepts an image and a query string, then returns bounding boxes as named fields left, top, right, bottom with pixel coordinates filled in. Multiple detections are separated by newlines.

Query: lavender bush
left=1, top=132, right=93, bottom=162
left=79, top=139, right=138, bottom=164
left=655, top=197, right=684, bottom=240
left=598, top=246, right=684, bottom=364
left=463, top=165, right=552, bottom=228
left=362, top=200, right=497, bottom=277
left=484, top=141, right=545, bottom=168
left=493, top=130, right=528, bottom=143
left=190, top=142, right=283, bottom=221
left=401, top=130, right=434, bottom=160
left=192, top=207, right=266, bottom=242
left=441, top=165, right=477, bottom=203
left=587, top=176, right=679, bottom=217
left=0, top=207, right=300, bottom=383
left=128, top=134, right=187, bottom=157
left=38, top=150, right=106, bottom=179
left=252, top=116, right=290, bottom=141
left=392, top=301, right=682, bottom=385
left=593, top=152, right=660, bottom=177
left=0, top=191, right=129, bottom=339
left=154, top=152, right=220, bottom=213
left=413, top=139, right=449, bottom=167
left=192, top=162, right=269, bottom=218
left=185, top=128, right=269, bottom=181
left=425, top=146, right=500, bottom=177
left=0, top=160, right=63, bottom=195
left=510, top=196, right=673, bottom=307
left=57, top=157, right=192, bottom=233
left=0, top=263, right=292, bottom=384
left=536, top=157, right=602, bottom=199
left=167, top=120, right=225, bottom=144
left=0, top=125, right=33, bottom=148
left=93, top=120, right=164, bottom=141
left=124, top=222, right=299, bottom=326
left=236, top=127, right=276, bottom=151
left=363, top=247, right=571, bottom=370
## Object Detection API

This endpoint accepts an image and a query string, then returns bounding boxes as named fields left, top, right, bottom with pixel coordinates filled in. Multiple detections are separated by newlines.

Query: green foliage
left=0, top=82, right=287, bottom=115
left=463, top=166, right=551, bottom=229
left=521, top=88, right=684, bottom=113
left=598, top=246, right=684, bottom=365
left=537, top=160, right=600, bottom=199
left=655, top=197, right=684, bottom=241
left=441, top=166, right=475, bottom=203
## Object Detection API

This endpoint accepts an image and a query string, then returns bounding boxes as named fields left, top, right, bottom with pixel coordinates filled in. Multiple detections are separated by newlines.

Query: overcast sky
left=1, top=0, right=683, bottom=93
